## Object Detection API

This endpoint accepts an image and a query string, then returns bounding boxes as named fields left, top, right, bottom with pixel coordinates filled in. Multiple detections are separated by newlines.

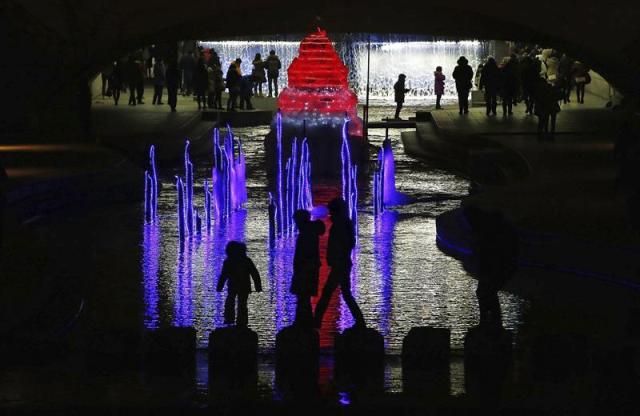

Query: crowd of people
left=392, top=47, right=593, bottom=138
left=459, top=48, right=591, bottom=137
left=99, top=47, right=282, bottom=113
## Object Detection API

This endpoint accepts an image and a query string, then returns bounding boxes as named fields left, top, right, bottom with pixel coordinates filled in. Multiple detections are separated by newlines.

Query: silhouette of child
left=216, top=241, right=262, bottom=326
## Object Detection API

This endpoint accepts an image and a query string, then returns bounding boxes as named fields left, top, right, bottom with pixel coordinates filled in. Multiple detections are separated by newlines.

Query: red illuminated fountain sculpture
left=266, top=28, right=366, bottom=178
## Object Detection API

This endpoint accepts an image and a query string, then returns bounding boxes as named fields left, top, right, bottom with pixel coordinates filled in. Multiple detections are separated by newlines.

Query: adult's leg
left=336, top=264, right=365, bottom=327
left=129, top=88, right=136, bottom=105
left=313, top=274, right=340, bottom=328
left=295, top=295, right=313, bottom=327
left=457, top=91, right=464, bottom=114
left=113, top=88, right=120, bottom=105
left=237, top=292, right=249, bottom=327
left=224, top=292, right=237, bottom=324
left=436, top=94, right=441, bottom=109
left=550, top=113, right=557, bottom=136
left=215, top=91, right=222, bottom=109
left=268, top=76, right=273, bottom=97
left=394, top=102, right=402, bottom=118
left=485, top=93, right=492, bottom=115
left=136, top=82, right=144, bottom=103
left=491, top=92, right=497, bottom=114
left=478, top=291, right=502, bottom=327
left=463, top=90, right=469, bottom=113
left=157, top=86, right=163, bottom=104
left=274, top=77, right=279, bottom=97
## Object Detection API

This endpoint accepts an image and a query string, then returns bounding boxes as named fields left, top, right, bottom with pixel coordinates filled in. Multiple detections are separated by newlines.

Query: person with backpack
left=265, top=50, right=282, bottom=97
left=226, top=58, right=242, bottom=111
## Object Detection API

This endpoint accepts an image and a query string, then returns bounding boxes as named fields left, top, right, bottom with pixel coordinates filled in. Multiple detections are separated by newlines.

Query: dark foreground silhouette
left=217, top=241, right=262, bottom=326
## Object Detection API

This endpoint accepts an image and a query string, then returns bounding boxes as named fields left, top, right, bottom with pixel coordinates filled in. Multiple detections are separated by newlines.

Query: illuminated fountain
left=199, top=36, right=490, bottom=104
left=270, top=111, right=314, bottom=239
left=143, top=145, right=159, bottom=224
left=266, top=28, right=366, bottom=178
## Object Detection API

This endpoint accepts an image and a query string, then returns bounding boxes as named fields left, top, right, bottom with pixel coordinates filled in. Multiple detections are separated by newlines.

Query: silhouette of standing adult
left=393, top=74, right=410, bottom=119
left=291, top=210, right=326, bottom=327
left=165, top=61, right=180, bottom=112
left=217, top=241, right=262, bottom=327
left=314, top=198, right=365, bottom=329
left=464, top=206, right=518, bottom=328
left=479, top=57, right=500, bottom=116
left=452, top=56, right=473, bottom=115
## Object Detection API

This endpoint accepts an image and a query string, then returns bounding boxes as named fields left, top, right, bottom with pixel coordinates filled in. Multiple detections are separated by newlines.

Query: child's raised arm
left=248, top=258, right=262, bottom=292
left=217, top=260, right=230, bottom=292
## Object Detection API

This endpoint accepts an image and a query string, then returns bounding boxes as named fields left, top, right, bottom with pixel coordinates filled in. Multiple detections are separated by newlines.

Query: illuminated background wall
left=199, top=36, right=496, bottom=104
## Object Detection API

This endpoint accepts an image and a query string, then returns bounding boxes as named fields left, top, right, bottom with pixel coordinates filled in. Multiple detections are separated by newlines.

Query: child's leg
left=224, top=291, right=236, bottom=324
left=236, top=293, right=249, bottom=326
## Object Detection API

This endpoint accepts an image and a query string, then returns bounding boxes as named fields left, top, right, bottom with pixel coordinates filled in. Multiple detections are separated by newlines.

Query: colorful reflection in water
left=141, top=121, right=524, bottom=351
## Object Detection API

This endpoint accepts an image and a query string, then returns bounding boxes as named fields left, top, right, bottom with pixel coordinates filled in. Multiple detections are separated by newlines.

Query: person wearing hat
left=453, top=56, right=474, bottom=114
left=393, top=74, right=410, bottom=119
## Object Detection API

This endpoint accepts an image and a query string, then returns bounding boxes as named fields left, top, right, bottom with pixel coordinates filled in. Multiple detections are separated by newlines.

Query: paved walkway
left=92, top=86, right=277, bottom=160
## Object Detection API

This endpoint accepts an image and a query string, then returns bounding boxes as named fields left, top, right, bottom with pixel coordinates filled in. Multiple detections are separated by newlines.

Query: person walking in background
left=434, top=66, right=445, bottom=109
left=135, top=57, right=145, bottom=104
left=572, top=61, right=590, bottom=104
left=101, top=65, right=112, bottom=97
left=126, top=56, right=139, bottom=106
left=179, top=52, right=196, bottom=96
left=109, top=61, right=122, bottom=106
left=152, top=58, right=165, bottom=105
left=558, top=54, right=574, bottom=104
left=166, top=60, right=180, bottom=112
left=265, top=50, right=281, bottom=97
left=534, top=77, right=561, bottom=138
left=393, top=74, right=410, bottom=119
left=521, top=54, right=540, bottom=115
left=501, top=55, right=518, bottom=116
left=194, top=58, right=209, bottom=110
left=479, top=57, right=500, bottom=116
left=291, top=210, right=325, bottom=328
left=226, top=59, right=242, bottom=111
left=452, top=56, right=473, bottom=115
left=252, top=53, right=266, bottom=97
left=206, top=62, right=216, bottom=109
left=314, top=198, right=365, bottom=329
left=212, top=65, right=224, bottom=109
left=217, top=241, right=262, bottom=327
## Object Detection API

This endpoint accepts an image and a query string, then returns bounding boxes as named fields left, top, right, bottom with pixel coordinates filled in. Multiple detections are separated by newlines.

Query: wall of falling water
left=199, top=36, right=493, bottom=104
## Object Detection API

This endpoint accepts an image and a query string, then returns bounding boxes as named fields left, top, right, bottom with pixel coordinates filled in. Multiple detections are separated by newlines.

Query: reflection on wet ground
left=142, top=116, right=524, bottom=352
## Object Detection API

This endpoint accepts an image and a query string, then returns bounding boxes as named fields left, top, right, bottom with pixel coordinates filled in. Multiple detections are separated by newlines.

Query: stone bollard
left=464, top=325, right=513, bottom=400
left=142, top=326, right=196, bottom=378
left=335, top=326, right=385, bottom=391
left=275, top=325, right=319, bottom=397
left=86, top=327, right=142, bottom=372
left=208, top=326, right=258, bottom=397
left=402, top=327, right=450, bottom=396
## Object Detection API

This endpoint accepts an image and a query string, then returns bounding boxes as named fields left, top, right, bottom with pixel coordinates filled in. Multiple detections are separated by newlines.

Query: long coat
left=434, top=71, right=445, bottom=96
left=291, top=220, right=326, bottom=296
